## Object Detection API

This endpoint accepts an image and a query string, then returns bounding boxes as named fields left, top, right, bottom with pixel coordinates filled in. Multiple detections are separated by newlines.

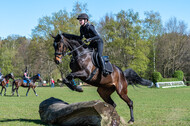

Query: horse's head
left=6, top=73, right=14, bottom=80
left=36, top=73, right=43, bottom=82
left=51, top=34, right=68, bottom=64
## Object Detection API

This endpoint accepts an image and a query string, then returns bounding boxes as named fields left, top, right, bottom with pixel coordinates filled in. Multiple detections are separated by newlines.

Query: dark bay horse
left=12, top=74, right=42, bottom=96
left=51, top=33, right=134, bottom=123
left=0, top=73, right=14, bottom=96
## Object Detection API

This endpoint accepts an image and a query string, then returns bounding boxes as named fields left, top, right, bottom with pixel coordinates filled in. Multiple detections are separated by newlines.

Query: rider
left=23, top=68, right=30, bottom=86
left=76, top=13, right=108, bottom=76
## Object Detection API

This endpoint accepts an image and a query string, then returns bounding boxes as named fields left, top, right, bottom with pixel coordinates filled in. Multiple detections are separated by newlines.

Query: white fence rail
left=156, top=81, right=186, bottom=88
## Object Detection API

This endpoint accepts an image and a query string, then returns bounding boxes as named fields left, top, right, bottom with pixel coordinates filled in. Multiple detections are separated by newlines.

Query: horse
left=51, top=33, right=134, bottom=124
left=124, top=68, right=153, bottom=87
left=12, top=74, right=42, bottom=96
left=0, top=73, right=15, bottom=96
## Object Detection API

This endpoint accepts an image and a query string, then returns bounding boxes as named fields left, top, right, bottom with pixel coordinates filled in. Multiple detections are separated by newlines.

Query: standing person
left=76, top=13, right=108, bottom=77
left=23, top=69, right=30, bottom=86
left=6, top=80, right=9, bottom=87
left=51, top=78, right=55, bottom=88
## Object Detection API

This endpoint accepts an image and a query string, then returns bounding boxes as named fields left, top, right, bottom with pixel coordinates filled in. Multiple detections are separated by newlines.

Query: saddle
left=91, top=50, right=113, bottom=73
left=86, top=50, right=113, bottom=81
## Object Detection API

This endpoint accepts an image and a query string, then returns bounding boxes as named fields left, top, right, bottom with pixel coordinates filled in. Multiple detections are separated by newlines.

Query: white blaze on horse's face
left=53, top=36, right=67, bottom=64
left=54, top=41, right=63, bottom=64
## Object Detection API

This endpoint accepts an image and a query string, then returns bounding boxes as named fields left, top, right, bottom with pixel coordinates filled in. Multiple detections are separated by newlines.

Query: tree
left=98, top=9, right=150, bottom=76
left=143, top=11, right=163, bottom=75
left=156, top=17, right=190, bottom=77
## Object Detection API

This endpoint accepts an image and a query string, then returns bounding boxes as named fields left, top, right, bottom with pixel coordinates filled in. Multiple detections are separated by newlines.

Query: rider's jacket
left=79, top=23, right=100, bottom=41
left=23, top=72, right=29, bottom=79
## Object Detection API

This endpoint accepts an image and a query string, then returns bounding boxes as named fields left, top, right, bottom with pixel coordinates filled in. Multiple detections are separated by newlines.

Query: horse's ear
left=50, top=34, right=55, bottom=39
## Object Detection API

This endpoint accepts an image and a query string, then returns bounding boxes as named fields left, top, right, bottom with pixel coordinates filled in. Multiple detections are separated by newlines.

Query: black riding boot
left=63, top=79, right=83, bottom=92
left=99, top=56, right=109, bottom=77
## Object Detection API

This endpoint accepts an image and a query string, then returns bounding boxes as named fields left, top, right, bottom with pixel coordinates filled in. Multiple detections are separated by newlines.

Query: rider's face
left=79, top=19, right=85, bottom=26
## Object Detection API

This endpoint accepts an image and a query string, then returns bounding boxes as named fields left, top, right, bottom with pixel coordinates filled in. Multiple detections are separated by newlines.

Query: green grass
left=0, top=86, right=190, bottom=126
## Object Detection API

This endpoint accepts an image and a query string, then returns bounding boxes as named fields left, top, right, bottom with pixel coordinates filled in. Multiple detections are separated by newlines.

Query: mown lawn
left=0, top=85, right=190, bottom=126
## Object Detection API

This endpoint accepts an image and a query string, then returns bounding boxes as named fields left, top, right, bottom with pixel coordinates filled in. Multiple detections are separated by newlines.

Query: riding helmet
left=77, top=13, right=89, bottom=20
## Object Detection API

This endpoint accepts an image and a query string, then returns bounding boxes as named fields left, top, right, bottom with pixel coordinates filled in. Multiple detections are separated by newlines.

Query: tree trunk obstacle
left=39, top=97, right=121, bottom=126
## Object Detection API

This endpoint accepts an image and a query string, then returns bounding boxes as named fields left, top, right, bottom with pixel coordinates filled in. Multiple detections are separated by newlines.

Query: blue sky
left=0, top=0, right=190, bottom=39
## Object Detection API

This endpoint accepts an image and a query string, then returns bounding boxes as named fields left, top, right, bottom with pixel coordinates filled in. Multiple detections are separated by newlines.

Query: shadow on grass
left=0, top=118, right=48, bottom=125
left=4, top=95, right=29, bottom=97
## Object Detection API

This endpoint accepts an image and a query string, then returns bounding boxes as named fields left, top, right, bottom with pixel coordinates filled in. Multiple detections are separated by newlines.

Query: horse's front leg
left=67, top=70, right=88, bottom=80
left=4, top=87, right=7, bottom=96
left=32, top=88, right=38, bottom=96
left=64, top=70, right=88, bottom=92
left=0, top=87, right=3, bottom=96
left=16, top=88, right=19, bottom=97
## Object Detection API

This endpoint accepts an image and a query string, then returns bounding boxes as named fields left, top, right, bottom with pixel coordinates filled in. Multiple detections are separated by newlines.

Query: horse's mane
left=4, top=73, right=10, bottom=78
left=62, top=33, right=84, bottom=45
left=30, top=74, right=38, bottom=80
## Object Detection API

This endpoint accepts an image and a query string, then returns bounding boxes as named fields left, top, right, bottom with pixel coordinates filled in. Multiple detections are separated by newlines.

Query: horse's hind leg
left=97, top=87, right=116, bottom=107
left=26, top=87, right=30, bottom=96
left=116, top=82, right=134, bottom=123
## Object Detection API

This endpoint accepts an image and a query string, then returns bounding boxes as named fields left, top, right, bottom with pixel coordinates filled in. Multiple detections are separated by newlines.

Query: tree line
left=0, top=2, right=190, bottom=82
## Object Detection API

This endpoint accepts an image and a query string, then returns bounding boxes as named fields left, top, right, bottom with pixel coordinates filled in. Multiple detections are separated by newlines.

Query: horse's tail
left=123, top=68, right=153, bottom=87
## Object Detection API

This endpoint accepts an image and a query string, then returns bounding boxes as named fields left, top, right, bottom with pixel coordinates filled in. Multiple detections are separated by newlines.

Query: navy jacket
left=63, top=23, right=101, bottom=43
left=79, top=23, right=100, bottom=41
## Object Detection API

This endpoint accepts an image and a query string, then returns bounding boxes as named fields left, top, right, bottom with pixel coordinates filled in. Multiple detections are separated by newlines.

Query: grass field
left=0, top=85, right=190, bottom=126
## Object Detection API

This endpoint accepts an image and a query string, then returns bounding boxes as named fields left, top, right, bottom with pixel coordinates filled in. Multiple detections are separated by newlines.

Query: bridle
left=54, top=35, right=86, bottom=59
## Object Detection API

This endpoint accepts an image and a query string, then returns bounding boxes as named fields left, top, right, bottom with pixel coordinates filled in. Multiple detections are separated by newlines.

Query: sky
left=0, top=0, right=190, bottom=39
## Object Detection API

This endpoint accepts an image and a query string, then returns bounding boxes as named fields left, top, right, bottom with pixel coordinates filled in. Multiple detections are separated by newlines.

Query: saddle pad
left=23, top=80, right=27, bottom=83
left=105, top=62, right=113, bottom=73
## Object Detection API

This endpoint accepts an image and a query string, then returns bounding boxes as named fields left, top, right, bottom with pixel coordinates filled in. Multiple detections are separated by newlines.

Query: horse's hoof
left=36, top=95, right=38, bottom=96
left=128, top=120, right=134, bottom=124
left=17, top=95, right=20, bottom=97
left=75, top=86, right=83, bottom=92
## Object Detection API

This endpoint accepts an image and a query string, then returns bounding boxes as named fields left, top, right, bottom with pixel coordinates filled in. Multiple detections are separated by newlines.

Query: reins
left=63, top=42, right=86, bottom=57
